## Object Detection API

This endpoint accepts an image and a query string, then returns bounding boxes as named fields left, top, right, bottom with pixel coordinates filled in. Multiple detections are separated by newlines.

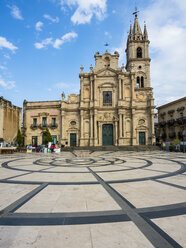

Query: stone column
left=151, top=108, right=155, bottom=145
left=90, top=79, right=93, bottom=101
left=80, top=77, right=83, bottom=101
left=119, top=78, right=121, bottom=100
left=131, top=74, right=136, bottom=145
left=98, top=122, right=101, bottom=145
left=113, top=89, right=115, bottom=107
left=94, top=76, right=96, bottom=102
left=80, top=110, right=84, bottom=146
left=90, top=112, right=93, bottom=146
left=115, top=121, right=118, bottom=146
left=122, top=114, right=125, bottom=137
left=94, top=110, right=97, bottom=146
left=80, top=111, right=83, bottom=138
left=61, top=110, right=65, bottom=145
left=119, top=114, right=122, bottom=138
left=121, top=79, right=124, bottom=100
left=131, top=108, right=136, bottom=145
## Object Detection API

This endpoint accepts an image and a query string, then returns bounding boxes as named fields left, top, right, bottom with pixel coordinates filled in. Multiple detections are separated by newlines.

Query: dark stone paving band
left=0, top=158, right=184, bottom=185
left=87, top=167, right=182, bottom=248
left=1, top=158, right=152, bottom=174
left=153, top=179, right=186, bottom=190
left=0, top=154, right=185, bottom=247
left=0, top=183, right=48, bottom=217
left=0, top=197, right=186, bottom=226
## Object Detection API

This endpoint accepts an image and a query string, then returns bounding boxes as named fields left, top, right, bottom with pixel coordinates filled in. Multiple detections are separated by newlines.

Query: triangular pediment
left=96, top=68, right=117, bottom=77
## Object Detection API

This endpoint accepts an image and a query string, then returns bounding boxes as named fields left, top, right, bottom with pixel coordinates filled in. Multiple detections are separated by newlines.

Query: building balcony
left=176, top=117, right=186, bottom=125
left=49, top=123, right=58, bottom=129
left=38, top=124, right=48, bottom=129
left=161, top=133, right=167, bottom=141
left=30, top=124, right=38, bottom=129
left=159, top=121, right=166, bottom=127
left=167, top=119, right=175, bottom=126
left=103, top=103, right=112, bottom=106
left=169, top=132, right=176, bottom=139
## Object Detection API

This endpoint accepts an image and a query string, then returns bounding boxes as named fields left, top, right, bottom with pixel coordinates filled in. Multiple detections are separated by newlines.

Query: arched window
left=137, top=47, right=142, bottom=58
left=137, top=77, right=140, bottom=88
left=141, top=76, right=144, bottom=88
left=104, top=56, right=110, bottom=67
left=103, top=91, right=112, bottom=105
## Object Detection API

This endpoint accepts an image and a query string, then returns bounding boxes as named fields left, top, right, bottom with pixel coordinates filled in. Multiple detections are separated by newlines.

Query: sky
left=0, top=0, right=185, bottom=109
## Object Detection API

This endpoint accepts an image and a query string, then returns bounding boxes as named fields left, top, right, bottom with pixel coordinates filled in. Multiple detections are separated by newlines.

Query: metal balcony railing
left=176, top=117, right=186, bottom=125
left=159, top=121, right=166, bottom=127
left=168, top=132, right=176, bottom=139
left=49, top=123, right=58, bottom=128
left=167, top=119, right=175, bottom=126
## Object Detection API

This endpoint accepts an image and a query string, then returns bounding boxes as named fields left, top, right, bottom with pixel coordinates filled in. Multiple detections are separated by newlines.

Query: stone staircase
left=62, top=145, right=161, bottom=152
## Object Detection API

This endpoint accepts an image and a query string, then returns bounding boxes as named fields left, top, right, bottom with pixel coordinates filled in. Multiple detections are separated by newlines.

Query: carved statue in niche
left=62, top=92, right=65, bottom=101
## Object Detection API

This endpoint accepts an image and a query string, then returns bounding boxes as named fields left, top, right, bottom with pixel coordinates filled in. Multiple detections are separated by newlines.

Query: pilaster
left=115, top=120, right=118, bottom=146
left=94, top=109, right=98, bottom=146
left=80, top=110, right=84, bottom=146
left=90, top=111, right=94, bottom=146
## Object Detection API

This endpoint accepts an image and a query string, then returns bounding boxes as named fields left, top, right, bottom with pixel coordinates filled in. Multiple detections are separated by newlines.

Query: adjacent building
left=157, top=97, right=186, bottom=143
left=23, top=13, right=155, bottom=147
left=0, top=97, right=22, bottom=145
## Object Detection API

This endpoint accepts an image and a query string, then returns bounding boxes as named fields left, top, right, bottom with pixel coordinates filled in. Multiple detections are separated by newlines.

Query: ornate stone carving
left=136, top=92, right=145, bottom=100
left=139, top=119, right=145, bottom=125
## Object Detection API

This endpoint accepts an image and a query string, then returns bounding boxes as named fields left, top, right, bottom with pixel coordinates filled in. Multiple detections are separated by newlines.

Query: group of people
left=27, top=144, right=56, bottom=153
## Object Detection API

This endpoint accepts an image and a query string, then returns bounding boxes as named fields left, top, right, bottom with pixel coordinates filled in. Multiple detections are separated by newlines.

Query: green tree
left=173, top=138, right=181, bottom=145
left=16, top=129, right=23, bottom=147
left=173, top=138, right=181, bottom=151
left=43, top=128, right=53, bottom=144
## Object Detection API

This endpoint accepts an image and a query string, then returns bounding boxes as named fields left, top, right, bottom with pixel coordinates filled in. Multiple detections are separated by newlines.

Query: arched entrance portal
left=102, top=124, right=113, bottom=146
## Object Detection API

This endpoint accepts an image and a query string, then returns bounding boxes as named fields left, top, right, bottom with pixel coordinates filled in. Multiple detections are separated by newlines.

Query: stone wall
left=0, top=97, right=22, bottom=144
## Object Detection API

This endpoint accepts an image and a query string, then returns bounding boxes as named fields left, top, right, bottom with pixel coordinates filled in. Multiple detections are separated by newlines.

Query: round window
left=70, top=121, right=76, bottom=125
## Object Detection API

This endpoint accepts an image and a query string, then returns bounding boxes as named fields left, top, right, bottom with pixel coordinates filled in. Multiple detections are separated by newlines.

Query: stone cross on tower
left=133, top=6, right=139, bottom=17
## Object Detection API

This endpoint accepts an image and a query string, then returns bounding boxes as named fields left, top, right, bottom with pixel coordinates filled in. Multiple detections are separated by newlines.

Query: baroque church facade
left=23, top=14, right=155, bottom=147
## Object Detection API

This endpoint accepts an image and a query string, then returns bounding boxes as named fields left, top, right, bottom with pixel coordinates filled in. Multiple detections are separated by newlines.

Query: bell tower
left=126, top=13, right=151, bottom=88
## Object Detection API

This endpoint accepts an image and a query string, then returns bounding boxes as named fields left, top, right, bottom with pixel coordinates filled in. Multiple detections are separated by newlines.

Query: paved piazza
left=0, top=151, right=185, bottom=248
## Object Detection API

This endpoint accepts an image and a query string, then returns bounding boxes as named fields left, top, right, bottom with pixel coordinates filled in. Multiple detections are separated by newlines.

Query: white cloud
left=4, top=54, right=11, bottom=59
left=113, top=0, right=186, bottom=106
left=43, top=14, right=59, bottom=23
left=53, top=32, right=78, bottom=49
left=35, top=32, right=78, bottom=49
left=7, top=5, right=23, bottom=20
left=59, top=0, right=107, bottom=24
left=34, top=38, right=53, bottom=49
left=0, top=75, right=15, bottom=89
left=0, top=37, right=18, bottom=52
left=142, top=0, right=186, bottom=106
left=0, top=65, right=7, bottom=71
left=35, top=21, right=44, bottom=31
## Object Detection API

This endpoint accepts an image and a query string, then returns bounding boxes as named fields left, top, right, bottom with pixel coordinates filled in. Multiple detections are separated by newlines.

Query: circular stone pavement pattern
left=0, top=151, right=185, bottom=248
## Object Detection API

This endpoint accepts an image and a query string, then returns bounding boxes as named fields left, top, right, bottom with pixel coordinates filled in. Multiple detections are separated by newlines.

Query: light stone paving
left=0, top=151, right=185, bottom=248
